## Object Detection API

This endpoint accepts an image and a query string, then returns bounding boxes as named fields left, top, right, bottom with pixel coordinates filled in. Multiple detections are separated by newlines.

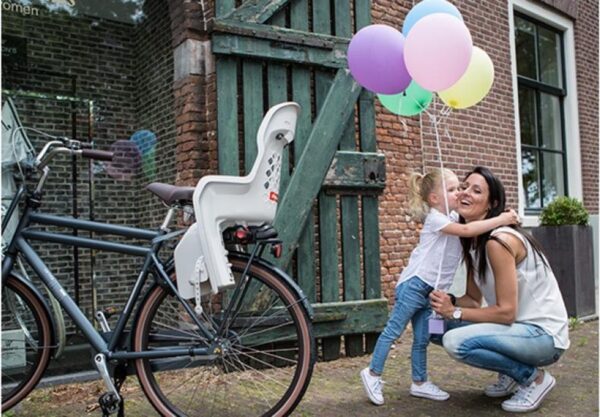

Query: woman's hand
left=429, top=290, right=455, bottom=319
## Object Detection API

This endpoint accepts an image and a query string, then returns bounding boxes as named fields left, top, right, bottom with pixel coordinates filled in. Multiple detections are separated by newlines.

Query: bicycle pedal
left=99, top=392, right=121, bottom=416
left=102, top=306, right=120, bottom=318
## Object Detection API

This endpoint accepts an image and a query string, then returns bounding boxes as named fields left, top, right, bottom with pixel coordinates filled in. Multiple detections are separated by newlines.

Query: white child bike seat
left=174, top=102, right=299, bottom=300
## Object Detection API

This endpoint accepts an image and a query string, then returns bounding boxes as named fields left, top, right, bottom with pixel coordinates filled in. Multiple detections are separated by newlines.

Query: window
left=514, top=13, right=566, bottom=212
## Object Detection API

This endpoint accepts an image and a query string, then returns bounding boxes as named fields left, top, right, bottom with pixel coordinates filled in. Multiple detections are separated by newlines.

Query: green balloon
left=377, top=81, right=433, bottom=116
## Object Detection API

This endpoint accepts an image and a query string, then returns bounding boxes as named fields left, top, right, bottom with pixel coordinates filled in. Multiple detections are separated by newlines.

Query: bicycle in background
left=1, top=102, right=315, bottom=417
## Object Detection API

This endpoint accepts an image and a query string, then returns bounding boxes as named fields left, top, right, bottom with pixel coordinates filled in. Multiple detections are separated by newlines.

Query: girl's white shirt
left=472, top=226, right=570, bottom=350
left=398, top=208, right=462, bottom=291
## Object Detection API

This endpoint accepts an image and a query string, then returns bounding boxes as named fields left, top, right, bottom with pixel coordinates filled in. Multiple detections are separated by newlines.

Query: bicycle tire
left=133, top=256, right=315, bottom=417
left=1, top=275, right=53, bottom=411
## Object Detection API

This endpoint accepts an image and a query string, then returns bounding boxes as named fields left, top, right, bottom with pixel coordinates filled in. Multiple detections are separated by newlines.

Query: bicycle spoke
left=134, top=257, right=314, bottom=416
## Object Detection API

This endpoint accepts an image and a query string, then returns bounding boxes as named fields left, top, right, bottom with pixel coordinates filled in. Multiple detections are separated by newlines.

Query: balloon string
left=431, top=95, right=451, bottom=291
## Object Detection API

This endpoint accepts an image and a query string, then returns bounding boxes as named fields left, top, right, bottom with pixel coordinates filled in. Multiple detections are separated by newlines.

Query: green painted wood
left=216, top=57, right=239, bottom=175
left=238, top=299, right=388, bottom=345
left=267, top=10, right=290, bottom=196
left=323, top=151, right=385, bottom=190
left=312, top=0, right=340, bottom=362
left=312, top=0, right=331, bottom=34
left=216, top=0, right=236, bottom=18
left=290, top=0, right=308, bottom=31
left=318, top=192, right=338, bottom=304
left=334, top=0, right=352, bottom=38
left=274, top=70, right=361, bottom=267
left=311, top=299, right=388, bottom=337
left=214, top=0, right=384, bottom=356
left=213, top=19, right=344, bottom=49
left=335, top=0, right=363, bottom=357
left=339, top=131, right=363, bottom=361
left=354, top=0, right=372, bottom=30
left=341, top=195, right=360, bottom=303
left=226, top=0, right=291, bottom=23
left=212, top=32, right=347, bottom=68
left=359, top=87, right=381, bottom=352
left=242, top=60, right=264, bottom=173
left=290, top=0, right=315, bottom=303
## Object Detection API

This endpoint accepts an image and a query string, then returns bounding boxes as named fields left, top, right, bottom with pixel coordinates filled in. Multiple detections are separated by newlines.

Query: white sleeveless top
left=472, top=227, right=570, bottom=350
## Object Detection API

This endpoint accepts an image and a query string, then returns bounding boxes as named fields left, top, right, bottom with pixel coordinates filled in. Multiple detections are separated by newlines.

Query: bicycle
left=1, top=102, right=316, bottom=417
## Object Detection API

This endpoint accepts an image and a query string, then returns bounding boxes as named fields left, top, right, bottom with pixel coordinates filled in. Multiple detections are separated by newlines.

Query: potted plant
left=531, top=197, right=596, bottom=318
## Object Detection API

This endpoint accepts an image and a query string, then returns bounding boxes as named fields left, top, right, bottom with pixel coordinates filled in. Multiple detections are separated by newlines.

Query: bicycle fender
left=7, top=272, right=58, bottom=356
left=228, top=252, right=314, bottom=319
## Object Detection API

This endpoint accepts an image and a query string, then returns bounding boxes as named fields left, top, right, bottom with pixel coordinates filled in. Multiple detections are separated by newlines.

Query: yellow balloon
left=438, top=46, right=494, bottom=109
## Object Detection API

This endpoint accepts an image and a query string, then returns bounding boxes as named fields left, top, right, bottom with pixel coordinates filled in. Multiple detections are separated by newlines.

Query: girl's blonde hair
left=408, top=168, right=454, bottom=221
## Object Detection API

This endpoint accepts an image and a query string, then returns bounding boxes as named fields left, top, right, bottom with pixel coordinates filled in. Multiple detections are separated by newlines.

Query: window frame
left=509, top=0, right=582, bottom=227
left=515, top=12, right=568, bottom=212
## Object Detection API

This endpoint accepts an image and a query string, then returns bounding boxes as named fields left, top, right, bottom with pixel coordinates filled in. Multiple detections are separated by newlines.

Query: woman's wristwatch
left=452, top=307, right=463, bottom=321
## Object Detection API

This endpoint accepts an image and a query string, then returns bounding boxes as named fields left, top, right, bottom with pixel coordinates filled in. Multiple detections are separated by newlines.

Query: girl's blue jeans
left=431, top=320, right=565, bottom=386
left=369, top=276, right=433, bottom=382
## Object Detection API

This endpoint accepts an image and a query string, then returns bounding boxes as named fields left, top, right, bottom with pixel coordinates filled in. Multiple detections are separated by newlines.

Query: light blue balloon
left=402, top=0, right=463, bottom=37
left=130, top=130, right=157, bottom=156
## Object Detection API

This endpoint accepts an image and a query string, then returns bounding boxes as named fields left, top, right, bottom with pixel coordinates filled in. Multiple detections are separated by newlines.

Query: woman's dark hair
left=460, top=166, right=548, bottom=282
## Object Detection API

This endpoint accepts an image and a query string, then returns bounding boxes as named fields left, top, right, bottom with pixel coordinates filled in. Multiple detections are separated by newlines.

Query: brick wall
left=2, top=0, right=177, bottom=326
left=3, top=0, right=596, bottom=322
left=574, top=0, right=599, bottom=212
left=371, top=0, right=598, bottom=303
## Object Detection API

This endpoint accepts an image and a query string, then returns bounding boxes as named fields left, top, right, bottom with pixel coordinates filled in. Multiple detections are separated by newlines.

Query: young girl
left=360, top=168, right=519, bottom=406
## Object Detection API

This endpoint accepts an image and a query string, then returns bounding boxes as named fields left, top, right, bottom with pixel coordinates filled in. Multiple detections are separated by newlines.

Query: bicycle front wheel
left=1, top=275, right=53, bottom=411
left=133, top=256, right=315, bottom=417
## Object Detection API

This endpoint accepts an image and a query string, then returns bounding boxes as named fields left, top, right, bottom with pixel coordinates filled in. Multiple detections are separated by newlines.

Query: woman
left=429, top=166, right=569, bottom=413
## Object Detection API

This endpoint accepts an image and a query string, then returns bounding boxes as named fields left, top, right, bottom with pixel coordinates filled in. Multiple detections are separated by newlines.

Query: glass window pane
left=518, top=87, right=537, bottom=146
left=538, top=26, right=563, bottom=88
left=542, top=152, right=565, bottom=206
left=522, top=149, right=540, bottom=209
left=515, top=16, right=537, bottom=79
left=539, top=93, right=562, bottom=151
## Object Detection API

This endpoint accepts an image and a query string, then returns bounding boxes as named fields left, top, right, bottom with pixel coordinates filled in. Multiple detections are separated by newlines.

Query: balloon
left=377, top=81, right=433, bottom=116
left=130, top=129, right=157, bottom=156
left=439, top=47, right=495, bottom=109
left=347, top=24, right=411, bottom=94
left=404, top=13, right=472, bottom=92
left=402, top=0, right=463, bottom=37
left=106, top=140, right=141, bottom=181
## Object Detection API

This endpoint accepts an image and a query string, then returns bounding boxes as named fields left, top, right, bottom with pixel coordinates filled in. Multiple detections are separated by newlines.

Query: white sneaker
left=410, top=381, right=450, bottom=401
left=360, top=368, right=385, bottom=405
left=501, top=371, right=556, bottom=413
left=485, top=373, right=518, bottom=397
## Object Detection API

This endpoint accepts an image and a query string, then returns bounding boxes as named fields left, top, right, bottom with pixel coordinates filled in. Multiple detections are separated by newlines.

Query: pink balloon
left=404, top=13, right=473, bottom=92
left=347, top=24, right=411, bottom=94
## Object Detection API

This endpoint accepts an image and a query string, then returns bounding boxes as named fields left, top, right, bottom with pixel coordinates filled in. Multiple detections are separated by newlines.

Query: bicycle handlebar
left=81, top=149, right=114, bottom=161
left=35, top=138, right=113, bottom=169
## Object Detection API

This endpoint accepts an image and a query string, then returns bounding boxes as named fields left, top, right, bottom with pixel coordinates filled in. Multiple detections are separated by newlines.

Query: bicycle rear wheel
left=1, top=275, right=53, bottom=411
left=133, top=256, right=315, bottom=417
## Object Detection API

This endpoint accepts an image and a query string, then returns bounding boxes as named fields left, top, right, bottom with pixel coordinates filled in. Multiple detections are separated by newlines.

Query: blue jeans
left=370, top=276, right=433, bottom=382
left=434, top=321, right=564, bottom=386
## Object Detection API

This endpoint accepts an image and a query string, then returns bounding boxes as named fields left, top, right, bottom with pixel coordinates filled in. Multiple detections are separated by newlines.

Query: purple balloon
left=348, top=24, right=411, bottom=94
left=404, top=13, right=473, bottom=92
left=106, top=140, right=141, bottom=181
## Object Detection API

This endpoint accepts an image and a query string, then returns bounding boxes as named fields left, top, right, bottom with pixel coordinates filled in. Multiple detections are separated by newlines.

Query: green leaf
left=539, top=196, right=589, bottom=226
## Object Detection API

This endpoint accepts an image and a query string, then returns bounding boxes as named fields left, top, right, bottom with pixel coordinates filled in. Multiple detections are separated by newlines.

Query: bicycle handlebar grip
left=81, top=149, right=114, bottom=161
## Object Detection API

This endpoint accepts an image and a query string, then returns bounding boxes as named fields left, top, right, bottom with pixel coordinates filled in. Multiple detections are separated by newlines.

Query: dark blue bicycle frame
left=2, top=185, right=216, bottom=361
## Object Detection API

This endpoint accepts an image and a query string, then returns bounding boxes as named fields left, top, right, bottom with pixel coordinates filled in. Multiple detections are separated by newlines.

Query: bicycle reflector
left=234, top=227, right=251, bottom=243
left=270, top=243, right=282, bottom=258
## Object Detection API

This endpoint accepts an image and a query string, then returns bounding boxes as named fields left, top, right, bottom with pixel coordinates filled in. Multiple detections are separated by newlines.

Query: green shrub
left=539, top=196, right=589, bottom=226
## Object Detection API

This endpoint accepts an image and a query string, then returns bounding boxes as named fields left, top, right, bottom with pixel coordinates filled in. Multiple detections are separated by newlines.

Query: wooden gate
left=213, top=0, right=388, bottom=359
